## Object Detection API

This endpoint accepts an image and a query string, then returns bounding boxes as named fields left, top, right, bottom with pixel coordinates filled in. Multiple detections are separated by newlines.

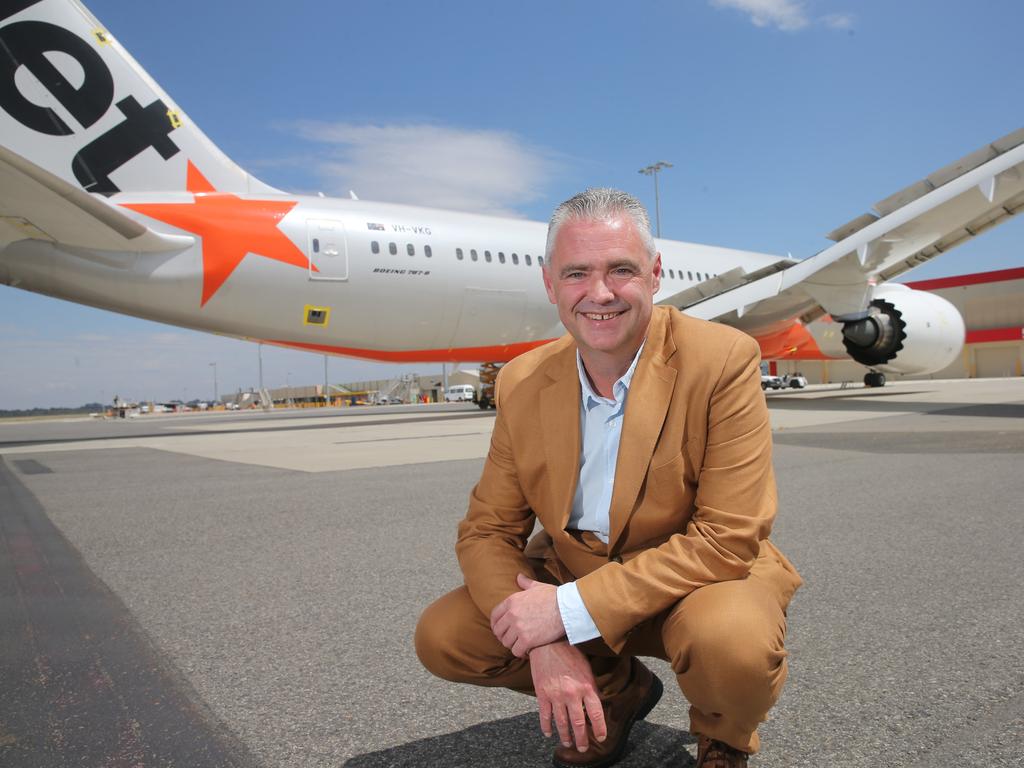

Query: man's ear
left=652, top=252, right=662, bottom=293
left=542, top=265, right=557, bottom=305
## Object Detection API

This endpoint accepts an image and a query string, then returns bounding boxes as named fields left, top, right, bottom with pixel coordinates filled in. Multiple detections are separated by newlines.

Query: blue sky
left=2, top=0, right=1022, bottom=409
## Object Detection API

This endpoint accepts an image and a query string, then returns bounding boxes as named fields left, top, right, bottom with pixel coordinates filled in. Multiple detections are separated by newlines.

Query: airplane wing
left=0, top=146, right=192, bottom=256
left=660, top=127, right=1024, bottom=327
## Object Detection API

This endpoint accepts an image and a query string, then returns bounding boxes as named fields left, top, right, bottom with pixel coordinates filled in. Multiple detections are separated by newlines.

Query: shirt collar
left=576, top=340, right=646, bottom=410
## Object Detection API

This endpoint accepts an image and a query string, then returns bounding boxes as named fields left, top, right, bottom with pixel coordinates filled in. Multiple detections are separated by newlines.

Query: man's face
left=543, top=215, right=661, bottom=366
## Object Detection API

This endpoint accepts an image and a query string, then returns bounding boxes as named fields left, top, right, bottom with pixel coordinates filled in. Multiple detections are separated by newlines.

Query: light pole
left=209, top=362, right=218, bottom=404
left=258, top=343, right=264, bottom=393
left=638, top=161, right=673, bottom=238
left=323, top=355, right=329, bottom=407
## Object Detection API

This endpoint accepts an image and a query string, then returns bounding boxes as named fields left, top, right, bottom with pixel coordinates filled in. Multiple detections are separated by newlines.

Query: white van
left=445, top=384, right=476, bottom=402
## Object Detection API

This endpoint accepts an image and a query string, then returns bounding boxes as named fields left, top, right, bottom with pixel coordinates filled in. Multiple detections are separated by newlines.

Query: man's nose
left=588, top=274, right=615, bottom=303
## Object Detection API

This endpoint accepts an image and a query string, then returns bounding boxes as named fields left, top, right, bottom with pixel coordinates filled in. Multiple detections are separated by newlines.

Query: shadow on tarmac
left=343, top=714, right=697, bottom=767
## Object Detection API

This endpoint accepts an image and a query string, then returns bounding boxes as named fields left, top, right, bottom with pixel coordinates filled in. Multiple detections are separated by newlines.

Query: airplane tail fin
left=0, top=0, right=278, bottom=197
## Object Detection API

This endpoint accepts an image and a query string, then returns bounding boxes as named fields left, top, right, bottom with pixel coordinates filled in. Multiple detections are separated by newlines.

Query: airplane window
left=669, top=268, right=675, bottom=279
left=525, top=254, right=532, bottom=266
left=471, top=249, right=478, bottom=261
left=371, top=241, right=379, bottom=254
left=538, top=255, right=544, bottom=266
left=312, top=238, right=320, bottom=253
left=425, top=245, right=432, bottom=258
left=511, top=253, right=519, bottom=265
left=389, top=242, right=397, bottom=255
left=498, top=252, right=506, bottom=264
left=485, top=251, right=492, bottom=263
left=407, top=243, right=415, bottom=256
left=687, top=271, right=693, bottom=280
left=456, top=248, right=464, bottom=260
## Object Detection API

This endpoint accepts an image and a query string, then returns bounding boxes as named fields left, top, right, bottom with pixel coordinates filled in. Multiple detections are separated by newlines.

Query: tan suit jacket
left=456, top=306, right=801, bottom=653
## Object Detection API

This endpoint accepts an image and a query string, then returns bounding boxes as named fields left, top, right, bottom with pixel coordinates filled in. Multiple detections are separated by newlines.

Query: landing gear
left=864, top=371, right=886, bottom=388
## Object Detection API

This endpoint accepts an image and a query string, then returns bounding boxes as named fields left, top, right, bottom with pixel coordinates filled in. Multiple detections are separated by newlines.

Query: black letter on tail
left=72, top=95, right=180, bottom=195
left=0, top=20, right=114, bottom=135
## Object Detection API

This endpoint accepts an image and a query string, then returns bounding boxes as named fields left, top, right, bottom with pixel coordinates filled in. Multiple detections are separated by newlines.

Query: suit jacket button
left=610, top=554, right=623, bottom=564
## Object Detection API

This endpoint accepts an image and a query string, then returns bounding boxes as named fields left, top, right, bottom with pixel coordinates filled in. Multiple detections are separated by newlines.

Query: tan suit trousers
left=415, top=533, right=795, bottom=754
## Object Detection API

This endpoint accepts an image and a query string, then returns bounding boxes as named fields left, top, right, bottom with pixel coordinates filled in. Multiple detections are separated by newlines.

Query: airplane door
left=451, top=287, right=527, bottom=347
left=307, top=220, right=349, bottom=281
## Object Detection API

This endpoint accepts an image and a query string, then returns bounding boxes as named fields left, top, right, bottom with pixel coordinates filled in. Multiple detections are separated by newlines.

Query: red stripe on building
left=906, top=266, right=1024, bottom=291
left=965, top=327, right=1024, bottom=344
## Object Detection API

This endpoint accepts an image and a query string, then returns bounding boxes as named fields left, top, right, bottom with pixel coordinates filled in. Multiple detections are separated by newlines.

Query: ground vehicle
left=476, top=363, right=502, bottom=409
left=781, top=373, right=808, bottom=389
left=761, top=374, right=784, bottom=390
left=445, top=384, right=476, bottom=402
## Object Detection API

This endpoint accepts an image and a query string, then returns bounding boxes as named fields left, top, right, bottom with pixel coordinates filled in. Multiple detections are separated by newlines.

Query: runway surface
left=2, top=378, right=1022, bottom=767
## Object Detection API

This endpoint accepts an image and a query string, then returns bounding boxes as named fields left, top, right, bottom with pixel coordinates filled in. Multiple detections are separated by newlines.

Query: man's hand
left=490, top=573, right=565, bottom=657
left=530, top=641, right=607, bottom=752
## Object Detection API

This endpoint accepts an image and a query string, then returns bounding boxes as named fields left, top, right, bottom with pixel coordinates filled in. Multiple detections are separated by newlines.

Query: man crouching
left=415, top=188, right=801, bottom=767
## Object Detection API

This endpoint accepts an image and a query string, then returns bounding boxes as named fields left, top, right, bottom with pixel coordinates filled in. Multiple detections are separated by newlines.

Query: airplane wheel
left=864, top=371, right=886, bottom=388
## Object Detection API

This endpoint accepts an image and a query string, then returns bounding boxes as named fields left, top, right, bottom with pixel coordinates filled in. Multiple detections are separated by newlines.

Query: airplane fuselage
left=1, top=192, right=788, bottom=363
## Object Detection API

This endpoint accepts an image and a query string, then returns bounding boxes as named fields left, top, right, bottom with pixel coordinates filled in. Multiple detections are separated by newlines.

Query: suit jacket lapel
left=539, top=348, right=581, bottom=532
left=608, top=310, right=678, bottom=550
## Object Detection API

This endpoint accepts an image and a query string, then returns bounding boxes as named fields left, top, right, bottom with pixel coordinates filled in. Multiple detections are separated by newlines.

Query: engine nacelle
left=840, top=284, right=965, bottom=375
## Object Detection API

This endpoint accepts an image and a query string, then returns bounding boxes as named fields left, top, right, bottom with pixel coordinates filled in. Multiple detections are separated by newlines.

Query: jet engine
left=840, top=284, right=965, bottom=375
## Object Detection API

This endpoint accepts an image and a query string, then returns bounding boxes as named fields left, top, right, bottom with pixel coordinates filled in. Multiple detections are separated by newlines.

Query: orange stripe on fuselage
left=261, top=338, right=559, bottom=363
left=267, top=321, right=836, bottom=364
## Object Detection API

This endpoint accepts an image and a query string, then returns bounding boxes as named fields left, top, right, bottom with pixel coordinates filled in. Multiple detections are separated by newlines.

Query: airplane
left=1, top=0, right=1022, bottom=400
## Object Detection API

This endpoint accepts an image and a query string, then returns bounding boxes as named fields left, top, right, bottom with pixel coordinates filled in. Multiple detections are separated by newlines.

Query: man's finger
left=498, top=626, right=517, bottom=652
left=583, top=690, right=607, bottom=743
left=553, top=703, right=572, bottom=747
left=489, top=601, right=508, bottom=634
left=569, top=699, right=590, bottom=752
left=538, top=696, right=553, bottom=738
left=511, top=637, right=528, bottom=658
left=490, top=611, right=508, bottom=639
left=516, top=572, right=537, bottom=590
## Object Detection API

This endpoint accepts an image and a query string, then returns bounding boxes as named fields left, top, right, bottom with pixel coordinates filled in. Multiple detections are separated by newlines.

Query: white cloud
left=711, top=0, right=810, bottom=31
left=822, top=12, right=855, bottom=30
left=288, top=122, right=557, bottom=217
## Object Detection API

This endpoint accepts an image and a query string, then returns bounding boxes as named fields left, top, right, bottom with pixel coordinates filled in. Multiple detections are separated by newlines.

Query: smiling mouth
left=581, top=311, right=625, bottom=321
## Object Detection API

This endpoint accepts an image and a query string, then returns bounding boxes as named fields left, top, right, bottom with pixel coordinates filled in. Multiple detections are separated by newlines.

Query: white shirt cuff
left=556, top=582, right=602, bottom=645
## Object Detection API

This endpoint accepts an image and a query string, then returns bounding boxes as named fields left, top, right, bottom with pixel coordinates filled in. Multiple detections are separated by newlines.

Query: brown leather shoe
left=695, top=735, right=749, bottom=767
left=551, top=660, right=663, bottom=768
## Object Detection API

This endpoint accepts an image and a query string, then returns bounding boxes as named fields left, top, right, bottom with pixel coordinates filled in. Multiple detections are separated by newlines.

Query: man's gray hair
left=544, top=188, right=657, bottom=263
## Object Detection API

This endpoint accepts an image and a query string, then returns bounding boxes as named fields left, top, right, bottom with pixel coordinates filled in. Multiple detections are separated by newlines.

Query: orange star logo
left=122, top=162, right=312, bottom=306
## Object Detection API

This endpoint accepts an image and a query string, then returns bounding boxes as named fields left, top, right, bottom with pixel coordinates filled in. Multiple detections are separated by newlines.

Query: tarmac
left=1, top=378, right=1022, bottom=767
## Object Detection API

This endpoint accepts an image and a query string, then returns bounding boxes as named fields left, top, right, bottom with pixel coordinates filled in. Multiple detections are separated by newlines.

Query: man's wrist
left=556, top=582, right=602, bottom=645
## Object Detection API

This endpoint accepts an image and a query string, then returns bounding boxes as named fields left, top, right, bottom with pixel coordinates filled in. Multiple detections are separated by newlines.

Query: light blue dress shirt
left=555, top=343, right=645, bottom=645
